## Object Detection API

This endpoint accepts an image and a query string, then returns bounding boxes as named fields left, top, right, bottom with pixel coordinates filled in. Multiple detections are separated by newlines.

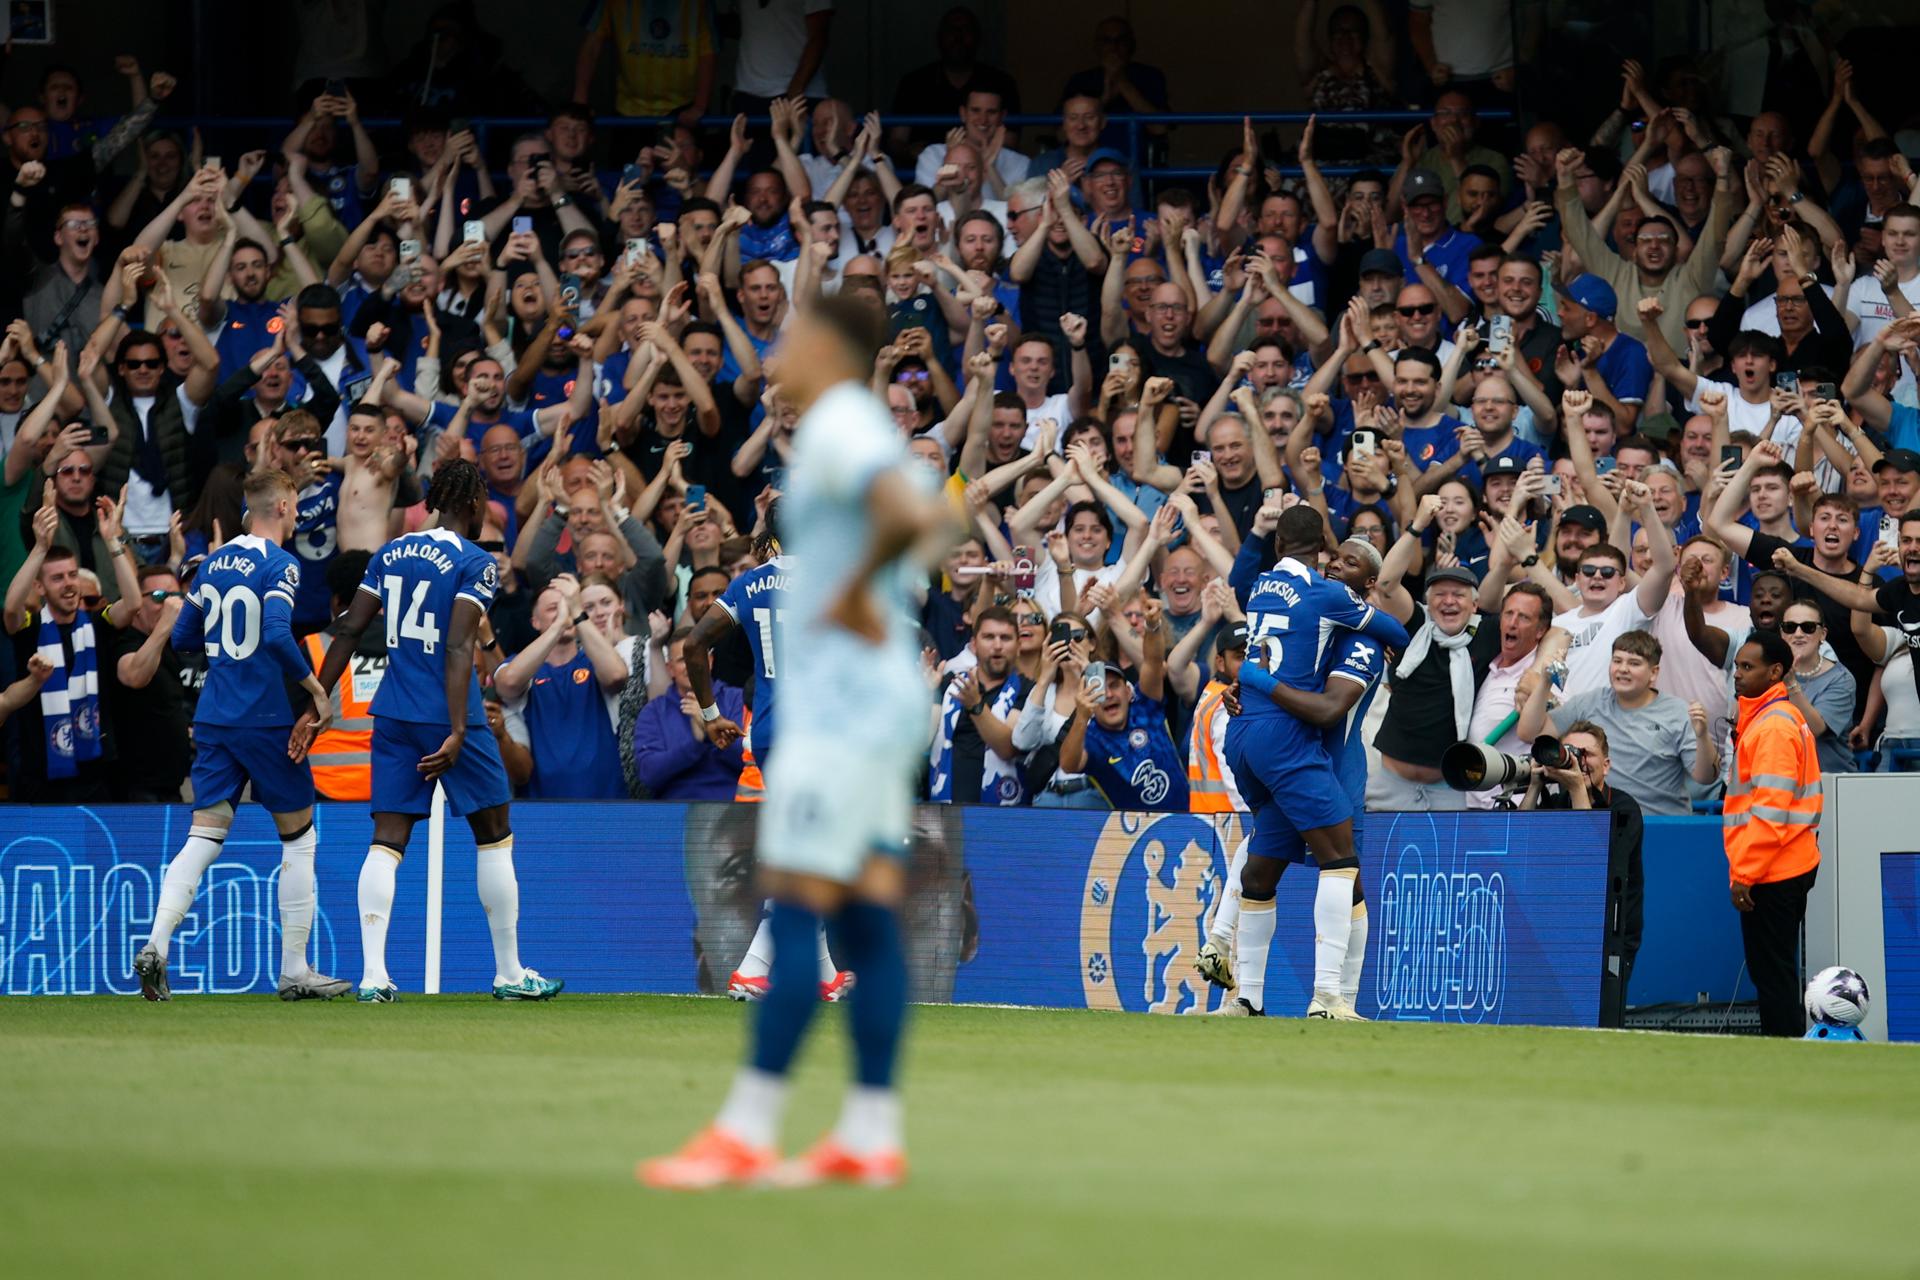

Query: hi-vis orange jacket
left=1187, top=680, right=1243, bottom=814
left=1723, top=682, right=1823, bottom=886
left=301, top=633, right=379, bottom=802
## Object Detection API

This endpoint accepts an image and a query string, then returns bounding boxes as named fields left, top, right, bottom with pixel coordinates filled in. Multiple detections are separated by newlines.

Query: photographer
left=1521, top=719, right=1644, bottom=1026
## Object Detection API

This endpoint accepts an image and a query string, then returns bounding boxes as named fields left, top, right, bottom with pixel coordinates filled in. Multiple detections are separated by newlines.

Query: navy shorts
left=370, top=718, right=511, bottom=817
left=1225, top=717, right=1352, bottom=863
left=191, top=723, right=315, bottom=815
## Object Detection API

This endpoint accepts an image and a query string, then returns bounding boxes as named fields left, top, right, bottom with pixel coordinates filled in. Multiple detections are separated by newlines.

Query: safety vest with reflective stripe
left=1187, top=680, right=1241, bottom=814
left=1723, top=683, right=1822, bottom=886
left=302, top=632, right=379, bottom=802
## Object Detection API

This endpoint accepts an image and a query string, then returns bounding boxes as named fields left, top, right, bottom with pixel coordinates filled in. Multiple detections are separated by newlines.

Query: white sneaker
left=1306, top=990, right=1367, bottom=1021
left=1214, top=997, right=1264, bottom=1017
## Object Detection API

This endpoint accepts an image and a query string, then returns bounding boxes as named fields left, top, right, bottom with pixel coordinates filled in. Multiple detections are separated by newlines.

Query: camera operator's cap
left=1402, top=167, right=1447, bottom=204
left=1220, top=621, right=1251, bottom=653
left=1424, top=565, right=1479, bottom=590
left=1358, top=248, right=1404, bottom=278
left=1484, top=454, right=1524, bottom=478
left=1084, top=147, right=1131, bottom=174
left=1561, top=503, right=1608, bottom=533
left=1563, top=273, right=1618, bottom=320
left=1873, top=447, right=1920, bottom=475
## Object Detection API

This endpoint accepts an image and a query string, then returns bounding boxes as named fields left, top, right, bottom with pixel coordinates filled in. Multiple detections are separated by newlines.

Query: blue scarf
left=928, top=670, right=1026, bottom=806
left=39, top=608, right=100, bottom=780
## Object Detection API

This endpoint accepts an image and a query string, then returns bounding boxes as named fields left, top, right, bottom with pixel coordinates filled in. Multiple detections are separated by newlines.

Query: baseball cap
left=1425, top=565, right=1478, bottom=590
left=1084, top=147, right=1130, bottom=173
left=1561, top=504, right=1607, bottom=533
left=1359, top=248, right=1403, bottom=277
left=1403, top=168, right=1446, bottom=204
left=1484, top=454, right=1524, bottom=478
left=1220, top=621, right=1251, bottom=653
left=1874, top=448, right=1920, bottom=474
left=1563, top=274, right=1618, bottom=320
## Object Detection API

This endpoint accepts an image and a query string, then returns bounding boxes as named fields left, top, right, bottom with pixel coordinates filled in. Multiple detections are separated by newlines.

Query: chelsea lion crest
left=1079, top=811, right=1241, bottom=1014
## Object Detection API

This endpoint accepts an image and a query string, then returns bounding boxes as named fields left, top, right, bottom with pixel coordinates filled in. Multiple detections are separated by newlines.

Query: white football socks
left=817, top=924, right=838, bottom=983
left=833, top=1085, right=903, bottom=1156
left=1341, top=901, right=1369, bottom=1005
left=1314, top=868, right=1359, bottom=996
left=357, top=845, right=401, bottom=989
left=1209, top=838, right=1248, bottom=946
left=715, top=1067, right=788, bottom=1150
left=277, top=827, right=317, bottom=979
left=148, top=828, right=226, bottom=959
left=476, top=838, right=526, bottom=986
left=1234, top=899, right=1278, bottom=1011
left=737, top=906, right=775, bottom=980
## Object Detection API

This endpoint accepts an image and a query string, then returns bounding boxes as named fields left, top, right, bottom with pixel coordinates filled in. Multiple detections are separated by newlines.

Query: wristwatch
left=1521, top=553, right=1540, bottom=568
left=1361, top=340, right=1383, bottom=354
left=551, top=193, right=572, bottom=208
left=572, top=610, right=590, bottom=627
left=698, top=703, right=721, bottom=723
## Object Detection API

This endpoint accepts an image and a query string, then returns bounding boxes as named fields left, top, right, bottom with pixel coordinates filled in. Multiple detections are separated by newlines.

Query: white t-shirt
left=1876, top=628, right=1920, bottom=743
left=1685, top=378, right=1801, bottom=452
left=1844, top=273, right=1920, bottom=350
left=1032, top=556, right=1124, bottom=625
left=915, top=144, right=1031, bottom=193
left=1409, top=0, right=1513, bottom=78
left=733, top=0, right=834, bottom=99
left=1552, top=591, right=1656, bottom=697
left=1019, top=393, right=1075, bottom=449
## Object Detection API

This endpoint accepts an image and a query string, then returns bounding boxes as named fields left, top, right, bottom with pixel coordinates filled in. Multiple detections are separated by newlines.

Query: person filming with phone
left=1058, top=600, right=1187, bottom=811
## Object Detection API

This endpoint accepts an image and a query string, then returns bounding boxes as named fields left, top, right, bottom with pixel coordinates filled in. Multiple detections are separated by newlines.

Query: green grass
left=2, top=996, right=1916, bottom=1278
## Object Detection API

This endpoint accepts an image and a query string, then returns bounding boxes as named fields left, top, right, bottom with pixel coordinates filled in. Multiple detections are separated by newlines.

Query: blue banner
left=1, top=802, right=1607, bottom=1024
left=1630, top=816, right=1754, bottom=1007
left=1881, top=852, right=1920, bottom=1043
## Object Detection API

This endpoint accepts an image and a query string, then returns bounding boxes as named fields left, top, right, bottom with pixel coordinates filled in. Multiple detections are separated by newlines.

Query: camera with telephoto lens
left=1440, top=735, right=1586, bottom=793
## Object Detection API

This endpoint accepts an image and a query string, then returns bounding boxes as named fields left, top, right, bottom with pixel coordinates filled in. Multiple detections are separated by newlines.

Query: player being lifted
left=1220, top=508, right=1407, bottom=1019
left=1201, top=535, right=1392, bottom=1012
left=134, top=469, right=347, bottom=1002
left=642, top=296, right=956, bottom=1191
left=682, top=504, right=853, bottom=1003
left=296, top=460, right=562, bottom=1003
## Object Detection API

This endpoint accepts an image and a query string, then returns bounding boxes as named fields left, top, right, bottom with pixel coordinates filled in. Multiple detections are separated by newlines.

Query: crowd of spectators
left=3, top=3, right=1920, bottom=814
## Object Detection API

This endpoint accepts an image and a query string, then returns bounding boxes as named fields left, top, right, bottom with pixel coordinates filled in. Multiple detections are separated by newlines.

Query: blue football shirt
left=357, top=530, right=498, bottom=728
left=1239, top=557, right=1384, bottom=720
left=1320, top=629, right=1389, bottom=813
left=172, top=534, right=310, bottom=727
left=713, top=555, right=790, bottom=754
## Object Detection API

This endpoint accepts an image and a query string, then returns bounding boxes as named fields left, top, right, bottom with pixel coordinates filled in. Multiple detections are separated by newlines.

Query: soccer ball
left=1804, top=966, right=1870, bottom=1028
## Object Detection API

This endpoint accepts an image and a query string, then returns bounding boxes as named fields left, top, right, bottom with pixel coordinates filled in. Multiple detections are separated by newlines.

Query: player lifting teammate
left=642, top=296, right=957, bottom=1191
left=1219, top=509, right=1406, bottom=1019
left=135, top=469, right=346, bottom=1001
left=296, top=461, right=562, bottom=1003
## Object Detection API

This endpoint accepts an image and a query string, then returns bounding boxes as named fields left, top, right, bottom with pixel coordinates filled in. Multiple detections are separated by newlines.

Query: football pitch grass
left=4, top=995, right=1916, bottom=1278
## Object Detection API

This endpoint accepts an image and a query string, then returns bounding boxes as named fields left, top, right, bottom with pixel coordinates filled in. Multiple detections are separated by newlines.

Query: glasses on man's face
left=1396, top=303, right=1437, bottom=318
left=7, top=120, right=46, bottom=134
left=1779, top=620, right=1822, bottom=635
left=281, top=437, right=325, bottom=454
left=146, top=589, right=183, bottom=602
left=1684, top=317, right=1711, bottom=330
left=57, top=464, right=93, bottom=478
left=1471, top=396, right=1515, bottom=407
left=1634, top=234, right=1675, bottom=245
left=1007, top=204, right=1038, bottom=219
left=1343, top=370, right=1382, bottom=384
left=1578, top=563, right=1621, bottom=579
left=304, top=323, right=342, bottom=338
left=81, top=595, right=103, bottom=608
left=481, top=441, right=521, bottom=456
left=1148, top=302, right=1188, bottom=315
left=562, top=247, right=599, bottom=261
left=59, top=218, right=98, bottom=232
left=121, top=357, right=165, bottom=371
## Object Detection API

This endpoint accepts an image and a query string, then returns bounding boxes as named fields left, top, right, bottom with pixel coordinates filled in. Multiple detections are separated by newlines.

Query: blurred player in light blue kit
left=297, top=461, right=562, bottom=1003
left=134, top=469, right=345, bottom=1002
left=1220, top=508, right=1407, bottom=1019
left=681, top=508, right=852, bottom=1002
left=642, top=297, right=956, bottom=1192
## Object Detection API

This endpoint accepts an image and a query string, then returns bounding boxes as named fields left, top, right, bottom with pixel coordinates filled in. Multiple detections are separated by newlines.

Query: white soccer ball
left=1804, top=966, right=1870, bottom=1028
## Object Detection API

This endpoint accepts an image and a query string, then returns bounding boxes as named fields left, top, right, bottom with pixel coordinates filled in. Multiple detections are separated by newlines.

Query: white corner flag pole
left=424, top=780, right=446, bottom=994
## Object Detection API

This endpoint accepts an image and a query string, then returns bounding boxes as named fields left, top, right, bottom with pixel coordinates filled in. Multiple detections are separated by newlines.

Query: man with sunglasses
left=291, top=283, right=371, bottom=454
left=1551, top=480, right=1677, bottom=696
left=100, top=563, right=191, bottom=801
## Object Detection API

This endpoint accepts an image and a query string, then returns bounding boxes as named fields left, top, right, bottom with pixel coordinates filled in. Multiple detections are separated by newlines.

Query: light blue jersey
left=780, top=383, right=932, bottom=741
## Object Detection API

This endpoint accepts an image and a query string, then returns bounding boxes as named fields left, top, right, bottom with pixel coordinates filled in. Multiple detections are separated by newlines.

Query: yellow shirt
left=602, top=0, right=716, bottom=118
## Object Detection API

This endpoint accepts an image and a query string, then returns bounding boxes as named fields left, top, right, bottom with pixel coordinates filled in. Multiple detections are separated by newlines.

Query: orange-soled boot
left=772, top=1137, right=907, bottom=1189
left=637, top=1126, right=778, bottom=1191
